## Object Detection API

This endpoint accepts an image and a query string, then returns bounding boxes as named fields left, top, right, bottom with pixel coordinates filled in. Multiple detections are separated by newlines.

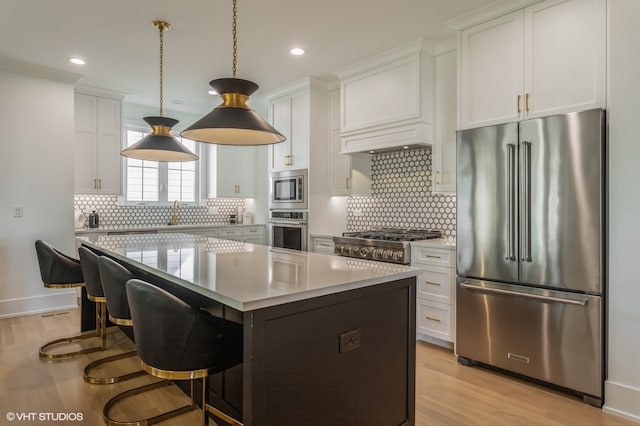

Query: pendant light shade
left=181, top=78, right=285, bottom=145
left=121, top=21, right=198, bottom=162
left=121, top=117, right=198, bottom=161
left=181, top=0, right=285, bottom=146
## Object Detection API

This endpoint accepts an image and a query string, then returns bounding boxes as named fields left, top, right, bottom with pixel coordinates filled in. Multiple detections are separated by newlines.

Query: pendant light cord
left=232, top=0, right=238, bottom=78
left=159, top=23, right=165, bottom=116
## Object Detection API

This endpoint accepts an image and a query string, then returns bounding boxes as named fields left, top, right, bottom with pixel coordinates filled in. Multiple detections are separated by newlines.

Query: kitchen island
left=77, top=232, right=418, bottom=426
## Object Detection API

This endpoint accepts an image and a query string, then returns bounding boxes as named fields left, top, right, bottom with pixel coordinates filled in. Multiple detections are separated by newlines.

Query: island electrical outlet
left=339, top=329, right=361, bottom=353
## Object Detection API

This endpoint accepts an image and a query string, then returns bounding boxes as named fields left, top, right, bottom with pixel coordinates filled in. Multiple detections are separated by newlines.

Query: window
left=124, top=126, right=200, bottom=203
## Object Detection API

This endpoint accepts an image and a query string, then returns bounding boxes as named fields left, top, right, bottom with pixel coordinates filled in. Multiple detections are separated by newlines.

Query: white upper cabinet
left=208, top=145, right=256, bottom=198
left=328, top=89, right=372, bottom=196
left=335, top=39, right=435, bottom=153
left=267, top=80, right=321, bottom=172
left=459, top=0, right=606, bottom=129
left=433, top=51, right=457, bottom=194
left=74, top=93, right=122, bottom=194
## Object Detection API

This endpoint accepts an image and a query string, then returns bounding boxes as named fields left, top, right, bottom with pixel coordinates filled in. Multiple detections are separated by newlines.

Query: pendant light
left=121, top=21, right=198, bottom=162
left=181, top=0, right=285, bottom=146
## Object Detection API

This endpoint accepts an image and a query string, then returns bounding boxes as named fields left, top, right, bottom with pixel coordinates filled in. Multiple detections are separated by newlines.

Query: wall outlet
left=208, top=206, right=219, bottom=215
left=339, top=329, right=361, bottom=353
left=353, top=208, right=363, bottom=217
left=12, top=205, right=23, bottom=218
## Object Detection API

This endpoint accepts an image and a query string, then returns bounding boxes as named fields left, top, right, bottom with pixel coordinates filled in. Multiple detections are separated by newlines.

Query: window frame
left=121, top=121, right=206, bottom=206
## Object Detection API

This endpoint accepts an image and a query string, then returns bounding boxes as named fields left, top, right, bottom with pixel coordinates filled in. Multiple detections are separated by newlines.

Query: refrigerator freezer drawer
left=456, top=278, right=602, bottom=399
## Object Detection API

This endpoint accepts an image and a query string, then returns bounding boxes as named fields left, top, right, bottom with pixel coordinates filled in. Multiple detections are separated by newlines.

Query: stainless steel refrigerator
left=456, top=108, right=605, bottom=406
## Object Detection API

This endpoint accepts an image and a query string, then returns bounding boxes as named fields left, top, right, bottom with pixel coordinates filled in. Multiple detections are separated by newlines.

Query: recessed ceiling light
left=69, top=58, right=85, bottom=65
left=208, top=90, right=218, bottom=95
left=290, top=48, right=305, bottom=56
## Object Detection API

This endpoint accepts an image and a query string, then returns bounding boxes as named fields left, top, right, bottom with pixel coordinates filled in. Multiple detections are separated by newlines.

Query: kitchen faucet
left=170, top=200, right=180, bottom=225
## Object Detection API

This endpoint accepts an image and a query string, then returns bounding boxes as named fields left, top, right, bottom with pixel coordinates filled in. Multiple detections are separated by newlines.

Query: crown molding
left=447, top=0, right=542, bottom=31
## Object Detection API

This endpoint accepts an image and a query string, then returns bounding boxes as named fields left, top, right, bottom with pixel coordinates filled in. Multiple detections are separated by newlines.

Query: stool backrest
left=34, top=240, right=83, bottom=285
left=78, top=246, right=104, bottom=299
left=126, top=279, right=243, bottom=373
left=97, top=256, right=134, bottom=321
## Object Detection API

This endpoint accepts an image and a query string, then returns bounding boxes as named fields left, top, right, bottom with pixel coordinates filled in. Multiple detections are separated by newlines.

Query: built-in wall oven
left=270, top=169, right=307, bottom=210
left=269, top=211, right=307, bottom=251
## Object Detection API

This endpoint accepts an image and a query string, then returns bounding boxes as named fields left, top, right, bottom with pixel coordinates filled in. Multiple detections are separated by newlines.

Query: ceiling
left=0, top=0, right=498, bottom=115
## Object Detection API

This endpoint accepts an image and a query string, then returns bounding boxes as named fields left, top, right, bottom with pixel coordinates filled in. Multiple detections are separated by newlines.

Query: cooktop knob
left=392, top=250, right=405, bottom=261
left=373, top=249, right=384, bottom=259
left=359, top=247, right=370, bottom=257
left=383, top=249, right=394, bottom=260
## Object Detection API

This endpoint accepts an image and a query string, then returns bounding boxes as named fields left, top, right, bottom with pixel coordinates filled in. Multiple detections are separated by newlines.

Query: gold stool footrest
left=103, top=380, right=197, bottom=426
left=39, top=331, right=106, bottom=360
left=206, top=404, right=243, bottom=426
left=83, top=351, right=146, bottom=385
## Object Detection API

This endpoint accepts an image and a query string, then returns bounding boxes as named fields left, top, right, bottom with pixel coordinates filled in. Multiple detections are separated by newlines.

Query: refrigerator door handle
left=459, top=282, right=588, bottom=306
left=520, top=141, right=532, bottom=262
left=506, top=144, right=517, bottom=261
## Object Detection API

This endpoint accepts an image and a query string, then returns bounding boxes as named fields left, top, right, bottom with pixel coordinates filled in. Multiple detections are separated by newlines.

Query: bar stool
left=83, top=255, right=146, bottom=384
left=103, top=279, right=243, bottom=426
left=35, top=240, right=105, bottom=359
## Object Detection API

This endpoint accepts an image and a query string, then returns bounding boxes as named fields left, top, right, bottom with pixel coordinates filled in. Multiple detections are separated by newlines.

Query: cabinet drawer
left=219, top=228, right=243, bottom=239
left=311, top=237, right=335, bottom=254
left=417, top=265, right=454, bottom=304
left=417, top=299, right=452, bottom=342
left=411, top=245, right=454, bottom=267
left=243, top=226, right=264, bottom=237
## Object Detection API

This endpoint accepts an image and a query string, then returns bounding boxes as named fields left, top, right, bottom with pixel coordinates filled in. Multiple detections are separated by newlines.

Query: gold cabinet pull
left=93, top=178, right=97, bottom=189
left=517, top=95, right=522, bottom=114
left=426, top=255, right=441, bottom=259
left=346, top=177, right=350, bottom=190
left=425, top=316, right=441, bottom=322
left=525, top=93, right=530, bottom=113
left=424, top=281, right=441, bottom=286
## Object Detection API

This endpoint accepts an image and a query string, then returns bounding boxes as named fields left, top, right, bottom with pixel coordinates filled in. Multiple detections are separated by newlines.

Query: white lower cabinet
left=219, top=226, right=265, bottom=245
left=310, top=235, right=335, bottom=254
left=411, top=242, right=456, bottom=347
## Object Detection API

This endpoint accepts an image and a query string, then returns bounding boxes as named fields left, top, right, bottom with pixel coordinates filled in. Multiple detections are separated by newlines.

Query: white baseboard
left=0, top=291, right=78, bottom=319
left=603, top=380, right=640, bottom=423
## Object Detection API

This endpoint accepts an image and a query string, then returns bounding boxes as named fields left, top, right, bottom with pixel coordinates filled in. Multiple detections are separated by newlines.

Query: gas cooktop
left=341, top=228, right=441, bottom=242
left=333, top=228, right=442, bottom=264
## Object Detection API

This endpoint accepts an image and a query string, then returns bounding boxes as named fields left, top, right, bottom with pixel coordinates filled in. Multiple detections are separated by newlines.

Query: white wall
left=0, top=69, right=77, bottom=317
left=605, top=0, right=640, bottom=421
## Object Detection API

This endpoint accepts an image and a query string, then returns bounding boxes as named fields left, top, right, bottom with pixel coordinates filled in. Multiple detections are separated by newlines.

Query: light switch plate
left=12, top=205, right=23, bottom=217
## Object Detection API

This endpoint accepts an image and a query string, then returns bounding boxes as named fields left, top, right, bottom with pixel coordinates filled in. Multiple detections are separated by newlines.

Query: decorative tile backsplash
left=347, top=148, right=456, bottom=239
left=73, top=195, right=245, bottom=229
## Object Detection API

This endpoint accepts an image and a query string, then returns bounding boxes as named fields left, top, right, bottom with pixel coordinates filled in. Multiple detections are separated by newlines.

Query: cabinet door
left=216, top=146, right=240, bottom=197
left=459, top=11, right=524, bottom=129
left=328, top=90, right=351, bottom=195
left=289, top=90, right=309, bottom=169
left=74, top=94, right=98, bottom=193
left=235, top=147, right=255, bottom=197
left=270, top=97, right=291, bottom=171
left=524, top=0, right=606, bottom=118
left=95, top=98, right=121, bottom=194
left=433, top=51, right=457, bottom=193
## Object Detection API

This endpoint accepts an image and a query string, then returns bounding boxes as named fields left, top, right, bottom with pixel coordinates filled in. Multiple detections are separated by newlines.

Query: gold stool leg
left=83, top=350, right=146, bottom=384
left=39, top=301, right=109, bottom=360
left=103, top=380, right=198, bottom=426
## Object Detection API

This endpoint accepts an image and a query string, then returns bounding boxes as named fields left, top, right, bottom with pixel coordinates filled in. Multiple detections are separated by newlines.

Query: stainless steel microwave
left=270, top=169, right=307, bottom=210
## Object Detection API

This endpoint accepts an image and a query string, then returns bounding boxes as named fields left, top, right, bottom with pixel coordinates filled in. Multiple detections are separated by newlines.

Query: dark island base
left=81, top=245, right=416, bottom=426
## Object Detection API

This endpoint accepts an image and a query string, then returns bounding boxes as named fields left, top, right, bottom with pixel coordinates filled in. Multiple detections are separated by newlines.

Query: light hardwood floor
left=0, top=309, right=634, bottom=426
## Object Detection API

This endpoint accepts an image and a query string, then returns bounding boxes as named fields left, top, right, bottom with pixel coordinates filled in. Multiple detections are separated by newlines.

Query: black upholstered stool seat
left=35, top=240, right=105, bottom=359
left=82, top=255, right=145, bottom=385
left=103, top=279, right=243, bottom=426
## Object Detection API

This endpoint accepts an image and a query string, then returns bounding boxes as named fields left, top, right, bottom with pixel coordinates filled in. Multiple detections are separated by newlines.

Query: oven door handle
left=268, top=221, right=308, bottom=227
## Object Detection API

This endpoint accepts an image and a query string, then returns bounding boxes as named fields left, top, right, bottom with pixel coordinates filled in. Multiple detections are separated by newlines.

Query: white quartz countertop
left=410, top=238, right=456, bottom=249
left=76, top=233, right=419, bottom=312
left=75, top=223, right=264, bottom=235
